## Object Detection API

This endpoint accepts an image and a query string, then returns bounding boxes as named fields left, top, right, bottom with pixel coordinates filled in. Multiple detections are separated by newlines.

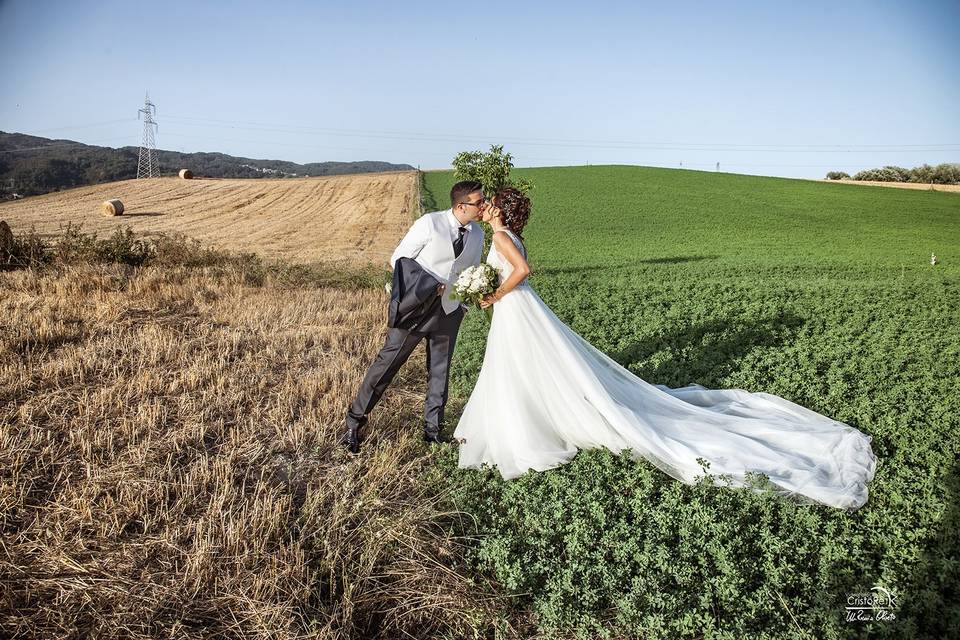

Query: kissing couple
left=344, top=181, right=877, bottom=510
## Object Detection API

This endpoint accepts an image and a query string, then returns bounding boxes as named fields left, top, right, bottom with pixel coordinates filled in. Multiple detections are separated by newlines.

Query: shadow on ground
left=608, top=312, right=806, bottom=388
left=535, top=255, right=718, bottom=277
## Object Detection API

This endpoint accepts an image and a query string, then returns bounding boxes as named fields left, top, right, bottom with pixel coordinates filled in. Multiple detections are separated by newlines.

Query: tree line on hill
left=0, top=131, right=414, bottom=199
left=826, top=163, right=960, bottom=184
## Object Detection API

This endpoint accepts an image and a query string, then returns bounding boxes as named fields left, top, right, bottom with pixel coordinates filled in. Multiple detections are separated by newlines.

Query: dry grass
left=0, top=171, right=418, bottom=265
left=0, top=253, right=516, bottom=638
left=824, top=178, right=960, bottom=193
left=0, top=192, right=532, bottom=638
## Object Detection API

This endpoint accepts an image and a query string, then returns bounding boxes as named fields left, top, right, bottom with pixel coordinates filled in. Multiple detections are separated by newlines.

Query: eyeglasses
left=459, top=197, right=488, bottom=208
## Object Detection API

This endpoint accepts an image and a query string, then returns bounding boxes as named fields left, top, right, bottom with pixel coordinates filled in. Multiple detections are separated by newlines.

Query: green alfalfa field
left=423, top=165, right=960, bottom=638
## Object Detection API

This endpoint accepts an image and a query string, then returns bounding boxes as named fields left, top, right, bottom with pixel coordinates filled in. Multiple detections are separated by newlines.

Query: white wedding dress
left=453, top=230, right=877, bottom=510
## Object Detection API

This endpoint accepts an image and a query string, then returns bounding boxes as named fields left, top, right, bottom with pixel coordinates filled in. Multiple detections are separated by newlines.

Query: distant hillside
left=0, top=131, right=414, bottom=199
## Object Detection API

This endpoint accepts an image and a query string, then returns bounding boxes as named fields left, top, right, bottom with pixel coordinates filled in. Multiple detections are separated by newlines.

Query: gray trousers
left=347, top=305, right=465, bottom=436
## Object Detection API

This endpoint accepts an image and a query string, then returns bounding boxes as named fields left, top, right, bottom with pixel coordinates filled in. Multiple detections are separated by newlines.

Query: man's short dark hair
left=450, top=180, right=484, bottom=207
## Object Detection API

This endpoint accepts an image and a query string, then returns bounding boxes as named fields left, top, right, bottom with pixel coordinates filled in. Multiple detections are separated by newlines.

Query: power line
left=160, top=113, right=960, bottom=153
left=162, top=113, right=957, bottom=148
left=160, top=131, right=455, bottom=160
left=14, top=118, right=136, bottom=135
left=164, top=130, right=924, bottom=167
left=5, top=113, right=958, bottom=155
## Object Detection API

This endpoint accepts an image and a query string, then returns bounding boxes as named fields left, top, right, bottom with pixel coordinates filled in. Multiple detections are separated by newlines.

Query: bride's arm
left=480, top=232, right=530, bottom=308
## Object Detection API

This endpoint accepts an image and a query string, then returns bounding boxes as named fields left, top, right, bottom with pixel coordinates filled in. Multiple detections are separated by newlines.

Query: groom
left=343, top=180, right=487, bottom=453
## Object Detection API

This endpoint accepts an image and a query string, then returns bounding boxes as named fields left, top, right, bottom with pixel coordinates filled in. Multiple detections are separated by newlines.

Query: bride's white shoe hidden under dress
left=453, top=230, right=877, bottom=510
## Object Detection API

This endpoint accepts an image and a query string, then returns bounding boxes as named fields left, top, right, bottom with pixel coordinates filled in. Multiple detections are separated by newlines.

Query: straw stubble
left=0, top=262, right=506, bottom=638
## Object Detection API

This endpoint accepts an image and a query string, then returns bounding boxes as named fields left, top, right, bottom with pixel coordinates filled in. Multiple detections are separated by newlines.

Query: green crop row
left=422, top=166, right=959, bottom=638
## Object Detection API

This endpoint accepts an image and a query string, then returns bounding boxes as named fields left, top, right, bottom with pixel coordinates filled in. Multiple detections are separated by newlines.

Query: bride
left=452, top=188, right=877, bottom=510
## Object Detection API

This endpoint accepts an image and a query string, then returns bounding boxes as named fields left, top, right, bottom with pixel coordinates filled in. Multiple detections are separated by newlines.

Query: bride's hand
left=479, top=293, right=499, bottom=308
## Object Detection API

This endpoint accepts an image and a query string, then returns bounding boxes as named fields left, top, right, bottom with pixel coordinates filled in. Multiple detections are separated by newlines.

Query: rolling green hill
left=423, top=165, right=958, bottom=269
left=423, top=165, right=960, bottom=638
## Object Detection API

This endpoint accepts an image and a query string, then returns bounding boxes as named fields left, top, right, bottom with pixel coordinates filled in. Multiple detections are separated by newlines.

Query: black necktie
left=453, top=225, right=467, bottom=258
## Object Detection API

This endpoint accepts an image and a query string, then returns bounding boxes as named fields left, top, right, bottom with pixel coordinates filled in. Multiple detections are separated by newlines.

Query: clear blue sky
left=1, top=0, right=957, bottom=178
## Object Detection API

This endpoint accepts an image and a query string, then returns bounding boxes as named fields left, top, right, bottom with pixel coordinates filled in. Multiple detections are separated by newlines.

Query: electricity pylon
left=137, top=93, right=158, bottom=178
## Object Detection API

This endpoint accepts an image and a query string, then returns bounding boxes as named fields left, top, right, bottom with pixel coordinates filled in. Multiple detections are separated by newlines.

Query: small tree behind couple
left=345, top=155, right=877, bottom=511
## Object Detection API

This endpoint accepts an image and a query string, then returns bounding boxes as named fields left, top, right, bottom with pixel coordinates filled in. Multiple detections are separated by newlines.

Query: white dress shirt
left=390, top=209, right=471, bottom=267
left=446, top=209, right=471, bottom=245
left=389, top=209, right=483, bottom=315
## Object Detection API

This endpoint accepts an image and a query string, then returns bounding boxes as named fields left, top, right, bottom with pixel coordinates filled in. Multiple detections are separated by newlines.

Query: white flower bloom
left=449, top=264, right=500, bottom=306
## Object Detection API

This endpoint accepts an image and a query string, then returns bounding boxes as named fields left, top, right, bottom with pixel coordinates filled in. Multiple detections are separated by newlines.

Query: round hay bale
left=101, top=199, right=124, bottom=217
left=179, top=169, right=193, bottom=179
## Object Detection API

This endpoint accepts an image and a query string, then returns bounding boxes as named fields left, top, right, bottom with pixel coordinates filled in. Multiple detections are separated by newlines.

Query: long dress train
left=453, top=230, right=877, bottom=510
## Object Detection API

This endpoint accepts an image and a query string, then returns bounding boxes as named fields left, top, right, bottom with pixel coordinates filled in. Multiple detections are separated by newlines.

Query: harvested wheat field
left=825, top=178, right=960, bottom=193
left=0, top=170, right=521, bottom=637
left=0, top=171, right=419, bottom=264
left=0, top=247, right=508, bottom=638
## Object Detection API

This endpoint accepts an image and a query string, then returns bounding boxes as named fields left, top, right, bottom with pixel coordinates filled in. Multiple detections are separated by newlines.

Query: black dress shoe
left=423, top=430, right=451, bottom=445
left=342, top=414, right=364, bottom=454
left=341, top=427, right=360, bottom=454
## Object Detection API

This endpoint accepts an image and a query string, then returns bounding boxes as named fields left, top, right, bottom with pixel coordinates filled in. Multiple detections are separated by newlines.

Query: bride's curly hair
left=494, top=187, right=531, bottom=240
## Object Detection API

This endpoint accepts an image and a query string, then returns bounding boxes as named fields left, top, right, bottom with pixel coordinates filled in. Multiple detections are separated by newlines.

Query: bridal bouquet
left=452, top=264, right=501, bottom=321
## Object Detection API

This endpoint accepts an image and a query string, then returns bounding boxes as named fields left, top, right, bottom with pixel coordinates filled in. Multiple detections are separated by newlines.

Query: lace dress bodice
left=486, top=229, right=530, bottom=288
